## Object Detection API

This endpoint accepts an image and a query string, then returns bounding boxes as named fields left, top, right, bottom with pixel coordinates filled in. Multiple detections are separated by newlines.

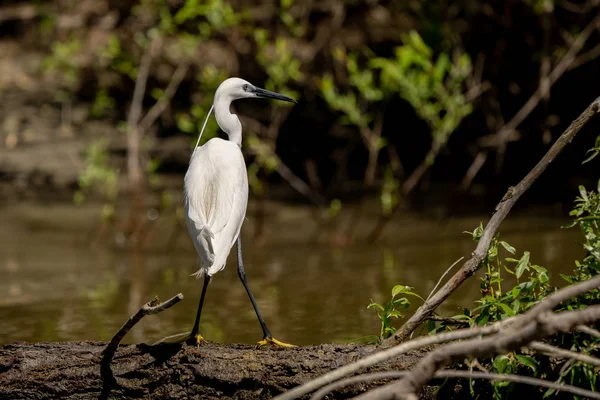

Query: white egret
left=183, top=77, right=296, bottom=347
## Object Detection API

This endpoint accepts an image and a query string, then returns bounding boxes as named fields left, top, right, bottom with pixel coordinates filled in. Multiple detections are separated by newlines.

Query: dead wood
left=0, top=341, right=436, bottom=400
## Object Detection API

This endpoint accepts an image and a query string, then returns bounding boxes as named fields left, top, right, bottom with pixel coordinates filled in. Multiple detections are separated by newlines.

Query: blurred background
left=0, top=0, right=599, bottom=346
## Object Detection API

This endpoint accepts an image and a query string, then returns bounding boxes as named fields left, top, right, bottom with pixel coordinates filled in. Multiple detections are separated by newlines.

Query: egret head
left=214, top=78, right=297, bottom=104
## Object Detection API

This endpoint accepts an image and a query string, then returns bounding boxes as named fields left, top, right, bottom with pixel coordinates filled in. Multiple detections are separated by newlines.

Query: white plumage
left=180, top=77, right=296, bottom=347
left=184, top=138, right=248, bottom=277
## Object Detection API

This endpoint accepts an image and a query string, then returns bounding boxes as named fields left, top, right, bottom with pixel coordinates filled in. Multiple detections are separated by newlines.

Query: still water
left=0, top=201, right=585, bottom=346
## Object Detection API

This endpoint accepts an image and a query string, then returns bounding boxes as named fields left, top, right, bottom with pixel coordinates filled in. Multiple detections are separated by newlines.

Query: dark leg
left=236, top=236, right=272, bottom=339
left=236, top=236, right=294, bottom=347
left=188, top=274, right=210, bottom=344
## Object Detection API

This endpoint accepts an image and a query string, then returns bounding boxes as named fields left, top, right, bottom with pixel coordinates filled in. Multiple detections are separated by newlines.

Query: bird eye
left=243, top=84, right=249, bottom=91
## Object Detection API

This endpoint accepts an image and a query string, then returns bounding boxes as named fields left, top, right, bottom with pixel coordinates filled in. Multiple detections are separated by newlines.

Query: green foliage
left=582, top=134, right=600, bottom=165
left=368, top=285, right=423, bottom=343
left=91, top=89, right=115, bottom=119
left=254, top=30, right=303, bottom=99
left=371, top=30, right=473, bottom=148
left=245, top=25, right=305, bottom=195
left=320, top=48, right=385, bottom=129
left=428, top=182, right=600, bottom=398
left=372, top=150, right=599, bottom=397
left=176, top=65, right=228, bottom=148
left=453, top=227, right=551, bottom=329
left=42, top=38, right=83, bottom=102
left=74, top=139, right=119, bottom=220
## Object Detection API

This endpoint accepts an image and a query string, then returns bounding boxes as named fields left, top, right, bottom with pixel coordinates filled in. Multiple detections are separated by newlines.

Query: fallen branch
left=425, top=316, right=469, bottom=327
left=311, top=370, right=600, bottom=400
left=383, top=96, right=600, bottom=346
left=274, top=275, right=600, bottom=399
left=272, top=316, right=517, bottom=400
left=528, top=341, right=600, bottom=368
left=100, top=294, right=183, bottom=389
left=356, top=275, right=600, bottom=399
left=577, top=324, right=600, bottom=339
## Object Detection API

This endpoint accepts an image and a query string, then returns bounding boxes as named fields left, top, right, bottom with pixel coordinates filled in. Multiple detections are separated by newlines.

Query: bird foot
left=257, top=337, right=296, bottom=348
left=185, top=333, right=204, bottom=347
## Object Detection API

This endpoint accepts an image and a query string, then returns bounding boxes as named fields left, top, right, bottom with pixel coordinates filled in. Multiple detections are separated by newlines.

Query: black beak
left=252, top=87, right=297, bottom=103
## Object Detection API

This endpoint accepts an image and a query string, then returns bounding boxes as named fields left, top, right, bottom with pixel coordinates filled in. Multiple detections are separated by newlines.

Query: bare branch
left=276, top=162, right=327, bottom=205
left=426, top=316, right=469, bottom=327
left=100, top=294, right=183, bottom=387
left=462, top=13, right=600, bottom=188
left=276, top=275, right=600, bottom=400
left=529, top=341, right=600, bottom=367
left=576, top=325, right=600, bottom=339
left=272, top=317, right=516, bottom=400
left=126, top=39, right=159, bottom=188
left=383, top=97, right=600, bottom=345
left=424, top=257, right=464, bottom=304
left=137, top=63, right=190, bottom=135
left=357, top=277, right=600, bottom=399
left=311, top=370, right=600, bottom=400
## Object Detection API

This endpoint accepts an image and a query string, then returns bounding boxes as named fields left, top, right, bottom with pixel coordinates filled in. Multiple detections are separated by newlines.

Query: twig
left=311, top=370, right=600, bottom=400
left=276, top=162, right=326, bottom=205
left=576, top=324, right=600, bottom=339
left=529, top=341, right=600, bottom=367
left=424, top=257, right=464, bottom=303
left=570, top=44, right=600, bottom=70
left=460, top=151, right=488, bottom=189
left=100, top=294, right=183, bottom=386
left=126, top=39, right=158, bottom=188
left=382, top=97, right=600, bottom=346
left=426, top=316, right=470, bottom=327
left=461, top=13, right=600, bottom=189
left=137, top=63, right=190, bottom=135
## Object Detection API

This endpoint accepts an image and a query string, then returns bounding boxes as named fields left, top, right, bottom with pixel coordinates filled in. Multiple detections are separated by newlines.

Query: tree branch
left=357, top=276, right=600, bottom=399
left=100, top=294, right=183, bottom=389
left=137, top=62, right=190, bottom=135
left=275, top=274, right=600, bottom=400
left=461, top=13, right=600, bottom=189
left=311, top=370, right=600, bottom=400
left=528, top=341, right=600, bottom=367
left=576, top=324, right=600, bottom=339
left=382, top=96, right=600, bottom=346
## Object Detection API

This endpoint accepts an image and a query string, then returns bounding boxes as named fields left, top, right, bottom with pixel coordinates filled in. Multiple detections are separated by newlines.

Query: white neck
left=214, top=95, right=242, bottom=147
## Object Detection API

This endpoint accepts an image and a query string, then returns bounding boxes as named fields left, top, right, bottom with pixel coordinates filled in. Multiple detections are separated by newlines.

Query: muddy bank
left=0, top=340, right=456, bottom=399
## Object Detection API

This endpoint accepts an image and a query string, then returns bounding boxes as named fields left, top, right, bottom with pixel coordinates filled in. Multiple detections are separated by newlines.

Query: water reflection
left=0, top=202, right=585, bottom=345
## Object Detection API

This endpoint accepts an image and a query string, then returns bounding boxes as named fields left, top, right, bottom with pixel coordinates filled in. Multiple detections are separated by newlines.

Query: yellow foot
left=194, top=334, right=204, bottom=345
left=257, top=337, right=296, bottom=348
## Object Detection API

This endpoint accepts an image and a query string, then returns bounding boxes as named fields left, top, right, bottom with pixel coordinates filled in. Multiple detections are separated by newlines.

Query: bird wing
left=184, top=139, right=247, bottom=271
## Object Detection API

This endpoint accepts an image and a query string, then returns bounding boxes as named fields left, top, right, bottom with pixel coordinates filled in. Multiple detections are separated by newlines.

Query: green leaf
left=391, top=285, right=424, bottom=301
left=511, top=285, right=521, bottom=299
left=499, top=241, right=516, bottom=255
left=367, top=302, right=384, bottom=312
left=499, top=303, right=515, bottom=317
left=579, top=185, right=588, bottom=202
left=516, top=251, right=530, bottom=279
left=516, top=355, right=538, bottom=372
left=392, top=285, right=409, bottom=298
left=493, top=355, right=509, bottom=373
left=582, top=149, right=599, bottom=164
